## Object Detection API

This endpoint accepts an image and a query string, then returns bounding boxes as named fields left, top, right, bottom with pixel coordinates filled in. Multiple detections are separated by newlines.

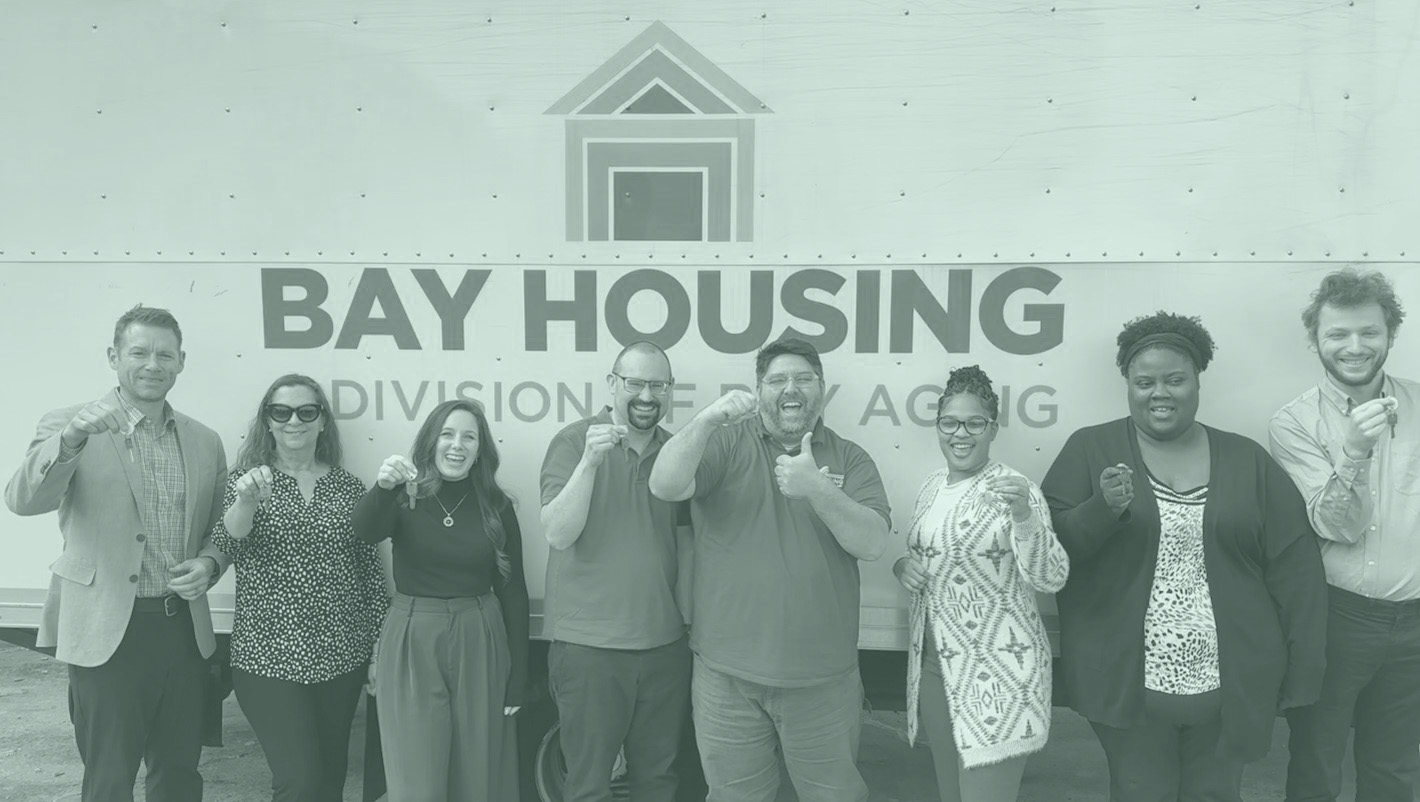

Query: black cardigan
left=1041, top=417, right=1327, bottom=760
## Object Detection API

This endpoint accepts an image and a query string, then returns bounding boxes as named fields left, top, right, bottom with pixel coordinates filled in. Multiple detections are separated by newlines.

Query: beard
left=760, top=393, right=822, bottom=440
left=1322, top=350, right=1388, bottom=389
left=623, top=398, right=663, bottom=431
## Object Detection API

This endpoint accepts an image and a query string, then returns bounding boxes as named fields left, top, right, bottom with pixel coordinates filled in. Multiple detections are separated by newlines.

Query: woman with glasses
left=211, top=374, right=388, bottom=802
left=1041, top=312, right=1327, bottom=802
left=893, top=365, right=1069, bottom=802
left=353, top=399, right=529, bottom=802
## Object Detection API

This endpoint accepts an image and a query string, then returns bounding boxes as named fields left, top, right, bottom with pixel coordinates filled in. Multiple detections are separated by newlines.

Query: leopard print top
left=1142, top=473, right=1220, bottom=694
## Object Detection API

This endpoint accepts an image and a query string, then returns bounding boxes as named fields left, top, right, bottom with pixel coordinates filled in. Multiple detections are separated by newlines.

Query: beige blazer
left=4, top=389, right=229, bottom=667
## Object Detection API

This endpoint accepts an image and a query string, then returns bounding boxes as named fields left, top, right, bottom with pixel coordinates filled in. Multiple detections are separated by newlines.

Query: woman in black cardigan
left=1042, top=311, right=1327, bottom=802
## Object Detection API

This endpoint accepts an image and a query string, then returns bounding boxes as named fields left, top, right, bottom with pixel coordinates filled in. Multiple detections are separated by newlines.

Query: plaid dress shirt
left=115, top=391, right=189, bottom=598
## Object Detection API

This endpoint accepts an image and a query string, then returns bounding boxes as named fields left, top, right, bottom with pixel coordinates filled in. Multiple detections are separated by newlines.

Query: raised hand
left=61, top=398, right=127, bottom=449
left=705, top=390, right=758, bottom=426
left=376, top=455, right=418, bottom=491
left=774, top=432, right=832, bottom=499
left=1343, top=396, right=1399, bottom=459
left=582, top=424, right=627, bottom=468
left=1100, top=463, right=1134, bottom=517
left=234, top=465, right=275, bottom=506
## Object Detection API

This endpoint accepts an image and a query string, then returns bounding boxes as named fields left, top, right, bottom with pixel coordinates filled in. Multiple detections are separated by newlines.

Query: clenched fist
left=1343, top=396, right=1399, bottom=460
left=987, top=474, right=1034, bottom=521
left=234, top=465, right=275, bottom=506
left=376, top=455, right=418, bottom=491
left=894, top=555, right=928, bottom=594
left=1100, top=463, right=1134, bottom=517
left=582, top=424, right=627, bottom=468
left=61, top=398, right=128, bottom=450
left=704, top=390, right=758, bottom=426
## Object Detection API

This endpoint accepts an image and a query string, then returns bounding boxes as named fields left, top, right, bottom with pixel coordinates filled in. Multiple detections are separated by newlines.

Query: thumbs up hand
left=774, top=432, right=832, bottom=499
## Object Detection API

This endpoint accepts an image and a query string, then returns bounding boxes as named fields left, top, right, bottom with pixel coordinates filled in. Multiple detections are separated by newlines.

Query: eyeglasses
left=936, top=416, right=994, bottom=436
left=761, top=373, right=820, bottom=390
left=265, top=403, right=322, bottom=423
left=612, top=373, right=673, bottom=396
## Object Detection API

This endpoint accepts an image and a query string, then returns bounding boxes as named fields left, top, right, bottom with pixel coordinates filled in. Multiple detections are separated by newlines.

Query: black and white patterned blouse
left=1143, top=474, right=1220, bottom=694
left=212, top=466, right=388, bottom=684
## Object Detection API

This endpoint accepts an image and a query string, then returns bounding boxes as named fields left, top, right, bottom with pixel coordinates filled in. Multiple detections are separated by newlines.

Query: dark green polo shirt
left=691, top=417, right=891, bottom=686
left=540, top=408, right=687, bottom=650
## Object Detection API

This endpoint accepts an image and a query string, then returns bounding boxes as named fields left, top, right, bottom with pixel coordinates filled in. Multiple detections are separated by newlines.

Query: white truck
left=2, top=1, right=1416, bottom=799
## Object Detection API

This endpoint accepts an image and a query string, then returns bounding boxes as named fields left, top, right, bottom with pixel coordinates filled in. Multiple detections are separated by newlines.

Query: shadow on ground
left=0, top=642, right=1369, bottom=801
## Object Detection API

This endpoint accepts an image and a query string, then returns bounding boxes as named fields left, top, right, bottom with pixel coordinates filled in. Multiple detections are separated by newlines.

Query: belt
left=132, top=595, right=187, bottom=617
left=1330, top=585, right=1420, bottom=611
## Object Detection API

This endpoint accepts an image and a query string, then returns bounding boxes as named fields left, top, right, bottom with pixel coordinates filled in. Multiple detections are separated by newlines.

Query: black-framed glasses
left=612, top=373, right=673, bottom=396
left=265, top=403, right=322, bottom=423
left=936, top=416, right=994, bottom=436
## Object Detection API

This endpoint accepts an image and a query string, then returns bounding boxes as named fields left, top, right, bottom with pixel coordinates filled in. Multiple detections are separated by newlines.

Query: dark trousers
left=68, top=601, right=207, bottom=802
left=1286, top=586, right=1420, bottom=802
left=550, top=635, right=692, bottom=802
left=1090, top=689, right=1246, bottom=802
left=233, top=666, right=366, bottom=802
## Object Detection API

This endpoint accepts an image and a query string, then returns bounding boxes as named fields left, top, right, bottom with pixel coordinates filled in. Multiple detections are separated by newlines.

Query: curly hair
left=1301, top=268, right=1405, bottom=342
left=1115, top=311, right=1216, bottom=376
left=939, top=365, right=999, bottom=419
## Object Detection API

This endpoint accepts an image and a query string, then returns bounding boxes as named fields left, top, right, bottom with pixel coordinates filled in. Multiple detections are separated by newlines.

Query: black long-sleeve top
left=1041, top=418, right=1328, bottom=761
left=352, top=478, right=530, bottom=705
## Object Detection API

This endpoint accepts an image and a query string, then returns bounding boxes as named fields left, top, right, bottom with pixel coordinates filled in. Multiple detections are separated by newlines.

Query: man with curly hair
left=1269, top=268, right=1420, bottom=802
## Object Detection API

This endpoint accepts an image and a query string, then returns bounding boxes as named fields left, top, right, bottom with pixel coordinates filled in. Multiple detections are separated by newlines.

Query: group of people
left=3, top=266, right=1415, bottom=802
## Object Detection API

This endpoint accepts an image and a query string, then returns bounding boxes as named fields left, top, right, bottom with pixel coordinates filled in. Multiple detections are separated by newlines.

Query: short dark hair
left=611, top=340, right=672, bottom=377
left=113, top=304, right=183, bottom=349
left=1115, top=311, right=1216, bottom=376
left=755, top=337, right=823, bottom=383
left=939, top=365, right=999, bottom=419
left=1301, top=268, right=1405, bottom=342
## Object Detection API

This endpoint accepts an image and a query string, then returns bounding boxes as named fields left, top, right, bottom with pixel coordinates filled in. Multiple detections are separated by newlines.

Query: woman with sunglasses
left=211, top=374, right=388, bottom=802
left=353, top=399, right=529, bottom=802
left=893, top=365, right=1069, bottom=802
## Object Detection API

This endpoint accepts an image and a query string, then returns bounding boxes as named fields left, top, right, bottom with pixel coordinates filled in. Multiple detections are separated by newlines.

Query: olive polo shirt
left=540, top=408, right=687, bottom=650
left=691, top=417, right=891, bottom=687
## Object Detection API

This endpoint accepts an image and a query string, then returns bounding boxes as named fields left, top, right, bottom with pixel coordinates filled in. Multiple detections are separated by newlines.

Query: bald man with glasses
left=539, top=341, right=693, bottom=802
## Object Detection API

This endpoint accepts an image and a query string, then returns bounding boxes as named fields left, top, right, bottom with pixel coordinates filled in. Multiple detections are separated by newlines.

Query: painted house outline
left=546, top=22, right=771, bottom=242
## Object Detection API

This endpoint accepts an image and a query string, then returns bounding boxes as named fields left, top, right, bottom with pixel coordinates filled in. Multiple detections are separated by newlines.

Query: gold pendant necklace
left=433, top=493, right=470, bottom=528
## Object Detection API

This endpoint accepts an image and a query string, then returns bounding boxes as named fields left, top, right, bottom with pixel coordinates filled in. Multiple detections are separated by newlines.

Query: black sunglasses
left=265, top=403, right=322, bottom=423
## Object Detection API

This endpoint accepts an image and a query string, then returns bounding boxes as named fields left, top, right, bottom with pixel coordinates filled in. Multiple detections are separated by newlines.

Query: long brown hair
left=408, top=399, right=513, bottom=582
left=232, top=374, right=342, bottom=473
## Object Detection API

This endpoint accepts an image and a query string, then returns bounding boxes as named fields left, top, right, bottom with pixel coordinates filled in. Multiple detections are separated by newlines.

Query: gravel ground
left=0, top=641, right=1374, bottom=802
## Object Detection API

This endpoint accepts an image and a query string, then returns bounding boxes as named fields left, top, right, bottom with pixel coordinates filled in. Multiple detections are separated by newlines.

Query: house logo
left=546, top=22, right=771, bottom=243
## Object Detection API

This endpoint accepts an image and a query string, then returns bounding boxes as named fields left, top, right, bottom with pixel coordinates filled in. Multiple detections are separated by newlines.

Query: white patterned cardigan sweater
left=904, top=462, right=1070, bottom=769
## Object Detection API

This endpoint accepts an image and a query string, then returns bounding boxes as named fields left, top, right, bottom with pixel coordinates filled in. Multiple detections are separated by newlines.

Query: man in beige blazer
left=5, top=304, right=229, bottom=802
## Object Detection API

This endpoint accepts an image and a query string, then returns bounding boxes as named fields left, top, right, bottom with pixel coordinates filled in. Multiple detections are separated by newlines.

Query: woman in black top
left=212, top=374, right=387, bottom=802
left=353, top=399, right=529, bottom=802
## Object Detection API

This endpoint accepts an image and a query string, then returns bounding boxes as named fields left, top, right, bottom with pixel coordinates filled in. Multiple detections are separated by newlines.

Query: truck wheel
left=533, top=721, right=631, bottom=802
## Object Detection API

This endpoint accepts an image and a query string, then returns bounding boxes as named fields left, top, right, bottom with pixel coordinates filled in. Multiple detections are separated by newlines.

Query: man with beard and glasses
left=1270, top=268, right=1420, bottom=802
left=540, top=341, right=694, bottom=802
left=649, top=337, right=891, bottom=802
